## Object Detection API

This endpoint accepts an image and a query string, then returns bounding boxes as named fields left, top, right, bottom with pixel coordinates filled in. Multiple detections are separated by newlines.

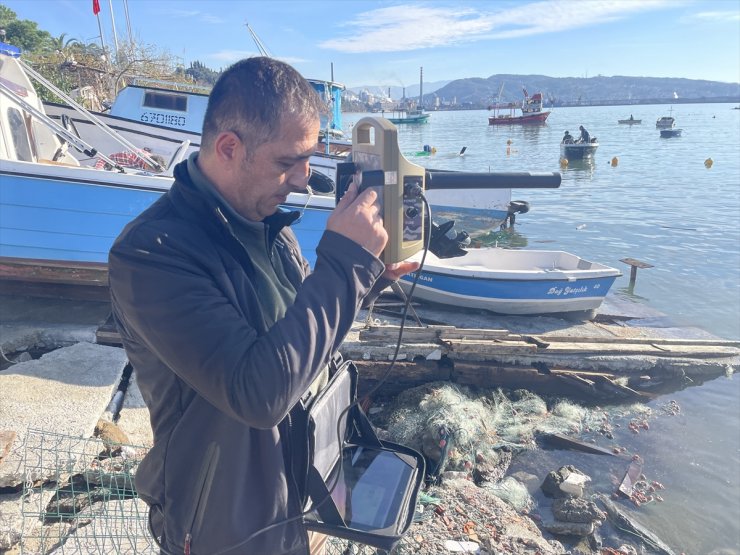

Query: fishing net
left=378, top=382, right=650, bottom=478
left=483, top=476, right=534, bottom=513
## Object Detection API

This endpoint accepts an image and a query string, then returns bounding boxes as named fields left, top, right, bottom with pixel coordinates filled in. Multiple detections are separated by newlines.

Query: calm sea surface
left=344, top=105, right=740, bottom=553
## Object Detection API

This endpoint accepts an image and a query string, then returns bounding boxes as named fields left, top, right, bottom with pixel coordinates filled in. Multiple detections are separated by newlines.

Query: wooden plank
left=444, top=339, right=538, bottom=357
left=0, top=257, right=108, bottom=287
left=620, top=258, right=654, bottom=269
left=0, top=431, right=15, bottom=464
left=535, top=341, right=738, bottom=358
left=531, top=335, right=740, bottom=348
left=354, top=360, right=450, bottom=396
left=542, top=432, right=617, bottom=456
left=359, top=325, right=511, bottom=342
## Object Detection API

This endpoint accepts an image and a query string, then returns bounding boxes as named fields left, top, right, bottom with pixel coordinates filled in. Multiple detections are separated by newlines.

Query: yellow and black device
left=336, top=117, right=425, bottom=264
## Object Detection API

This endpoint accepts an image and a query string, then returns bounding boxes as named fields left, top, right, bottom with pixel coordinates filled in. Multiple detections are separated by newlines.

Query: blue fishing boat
left=398, top=248, right=621, bottom=315
left=0, top=41, right=331, bottom=282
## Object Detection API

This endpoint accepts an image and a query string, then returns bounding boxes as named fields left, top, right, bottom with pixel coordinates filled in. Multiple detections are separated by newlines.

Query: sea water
left=344, top=104, right=740, bottom=552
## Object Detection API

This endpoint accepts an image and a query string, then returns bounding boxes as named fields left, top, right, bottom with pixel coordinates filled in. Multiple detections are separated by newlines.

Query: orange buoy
left=704, top=158, right=713, bottom=168
left=611, top=156, right=619, bottom=167
left=560, top=157, right=569, bottom=168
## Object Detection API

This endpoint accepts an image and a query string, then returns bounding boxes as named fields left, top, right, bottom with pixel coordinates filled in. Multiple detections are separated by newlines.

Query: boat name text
left=140, top=112, right=186, bottom=127
left=546, top=285, right=589, bottom=296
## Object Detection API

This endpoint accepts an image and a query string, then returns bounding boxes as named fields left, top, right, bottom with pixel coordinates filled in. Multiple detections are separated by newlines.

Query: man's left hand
left=382, top=261, right=421, bottom=281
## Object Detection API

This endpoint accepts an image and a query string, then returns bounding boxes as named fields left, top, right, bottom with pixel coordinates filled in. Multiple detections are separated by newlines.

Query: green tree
left=0, top=4, right=53, bottom=52
left=185, top=60, right=220, bottom=86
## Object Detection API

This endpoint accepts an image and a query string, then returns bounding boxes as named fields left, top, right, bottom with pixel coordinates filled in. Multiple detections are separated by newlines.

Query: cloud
left=319, top=0, right=674, bottom=53
left=206, top=50, right=260, bottom=63
left=158, top=8, right=224, bottom=24
left=692, top=11, right=740, bottom=22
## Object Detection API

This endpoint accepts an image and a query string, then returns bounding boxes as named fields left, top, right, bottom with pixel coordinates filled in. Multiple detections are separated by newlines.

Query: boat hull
left=660, top=129, right=682, bottom=138
left=488, top=111, right=550, bottom=125
left=0, top=160, right=332, bottom=272
left=387, top=115, right=430, bottom=124
left=560, top=143, right=598, bottom=160
left=398, top=249, right=620, bottom=315
left=618, top=119, right=641, bottom=124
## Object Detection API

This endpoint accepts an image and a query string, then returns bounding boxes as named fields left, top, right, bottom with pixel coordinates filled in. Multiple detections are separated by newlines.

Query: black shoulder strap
left=306, top=465, right=346, bottom=526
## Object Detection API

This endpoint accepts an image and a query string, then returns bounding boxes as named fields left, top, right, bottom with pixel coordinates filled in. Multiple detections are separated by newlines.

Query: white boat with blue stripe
left=399, top=248, right=620, bottom=315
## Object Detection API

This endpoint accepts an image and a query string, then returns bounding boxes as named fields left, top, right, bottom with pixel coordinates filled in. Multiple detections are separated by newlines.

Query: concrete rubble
left=0, top=342, right=128, bottom=488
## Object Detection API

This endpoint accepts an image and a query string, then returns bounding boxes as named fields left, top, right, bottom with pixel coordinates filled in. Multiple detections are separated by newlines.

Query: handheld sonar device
left=336, top=117, right=425, bottom=264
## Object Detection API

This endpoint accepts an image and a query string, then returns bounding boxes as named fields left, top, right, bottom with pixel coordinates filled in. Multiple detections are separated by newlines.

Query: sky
left=6, top=0, right=740, bottom=90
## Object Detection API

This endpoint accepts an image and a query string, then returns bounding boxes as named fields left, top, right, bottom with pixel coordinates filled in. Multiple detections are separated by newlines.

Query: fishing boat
left=0, top=41, right=334, bottom=283
left=386, top=108, right=430, bottom=124
left=560, top=139, right=599, bottom=160
left=618, top=116, right=641, bottom=124
left=398, top=248, right=621, bottom=316
left=656, top=107, right=676, bottom=129
left=384, top=66, right=430, bottom=124
left=44, top=77, right=349, bottom=181
left=488, top=88, right=551, bottom=125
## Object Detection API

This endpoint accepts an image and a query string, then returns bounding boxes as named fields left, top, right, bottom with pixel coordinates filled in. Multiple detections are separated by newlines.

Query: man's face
left=234, top=117, right=320, bottom=221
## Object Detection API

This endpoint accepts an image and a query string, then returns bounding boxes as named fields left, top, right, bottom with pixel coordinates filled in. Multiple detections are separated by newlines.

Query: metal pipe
left=425, top=170, right=561, bottom=190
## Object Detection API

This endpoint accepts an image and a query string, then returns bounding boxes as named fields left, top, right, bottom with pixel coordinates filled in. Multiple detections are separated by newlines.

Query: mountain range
left=351, top=75, right=740, bottom=107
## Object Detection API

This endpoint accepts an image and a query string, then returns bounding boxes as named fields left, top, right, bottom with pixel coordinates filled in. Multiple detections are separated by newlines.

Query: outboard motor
left=504, top=200, right=530, bottom=228
left=429, top=220, right=470, bottom=259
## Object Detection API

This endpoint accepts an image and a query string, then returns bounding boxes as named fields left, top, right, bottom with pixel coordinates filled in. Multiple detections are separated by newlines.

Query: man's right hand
left=327, top=181, right=388, bottom=257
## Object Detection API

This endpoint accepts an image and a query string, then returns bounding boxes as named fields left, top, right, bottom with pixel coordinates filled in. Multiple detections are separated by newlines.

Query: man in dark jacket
left=108, top=57, right=417, bottom=555
left=579, top=125, right=591, bottom=143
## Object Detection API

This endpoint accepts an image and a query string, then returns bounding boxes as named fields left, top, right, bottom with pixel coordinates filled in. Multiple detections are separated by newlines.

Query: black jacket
left=109, top=160, right=385, bottom=554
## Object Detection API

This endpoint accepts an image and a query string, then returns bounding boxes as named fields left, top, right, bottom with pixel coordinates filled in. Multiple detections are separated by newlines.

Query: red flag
left=92, top=0, right=100, bottom=15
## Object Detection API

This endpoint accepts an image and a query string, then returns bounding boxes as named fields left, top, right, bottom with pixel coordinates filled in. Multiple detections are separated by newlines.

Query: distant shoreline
left=343, top=97, right=740, bottom=113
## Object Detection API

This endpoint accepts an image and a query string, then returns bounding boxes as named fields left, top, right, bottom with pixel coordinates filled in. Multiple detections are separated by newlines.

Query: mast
left=419, top=66, right=423, bottom=110
left=107, top=0, right=120, bottom=60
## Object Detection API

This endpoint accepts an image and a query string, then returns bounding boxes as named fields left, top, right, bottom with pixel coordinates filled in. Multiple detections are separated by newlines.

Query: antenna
left=245, top=22, right=272, bottom=57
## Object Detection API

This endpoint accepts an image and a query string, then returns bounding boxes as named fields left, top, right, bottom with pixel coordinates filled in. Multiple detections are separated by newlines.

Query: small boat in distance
left=656, top=107, right=676, bottom=129
left=385, top=66, right=430, bottom=124
left=385, top=108, right=430, bottom=124
left=397, top=248, right=621, bottom=316
left=488, top=88, right=551, bottom=125
left=618, top=116, right=641, bottom=124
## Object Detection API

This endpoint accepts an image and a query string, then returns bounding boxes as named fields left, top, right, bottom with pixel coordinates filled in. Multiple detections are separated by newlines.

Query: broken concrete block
left=0, top=342, right=128, bottom=487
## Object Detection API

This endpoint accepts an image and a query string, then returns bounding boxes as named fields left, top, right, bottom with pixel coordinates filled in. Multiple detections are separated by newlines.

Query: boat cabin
left=109, top=77, right=346, bottom=138
left=109, top=79, right=209, bottom=133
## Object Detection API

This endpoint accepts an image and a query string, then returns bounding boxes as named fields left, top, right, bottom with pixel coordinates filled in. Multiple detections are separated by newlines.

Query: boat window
left=7, top=107, right=33, bottom=161
left=143, top=91, right=188, bottom=112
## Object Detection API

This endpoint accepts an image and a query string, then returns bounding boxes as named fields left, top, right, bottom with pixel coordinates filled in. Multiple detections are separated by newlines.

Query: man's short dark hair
left=201, top=56, right=324, bottom=152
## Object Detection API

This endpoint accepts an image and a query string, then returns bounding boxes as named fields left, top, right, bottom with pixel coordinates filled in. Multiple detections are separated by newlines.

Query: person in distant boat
left=562, top=130, right=575, bottom=144
left=578, top=125, right=591, bottom=143
left=629, top=114, right=634, bottom=121
left=108, top=56, right=418, bottom=555
left=94, top=146, right=165, bottom=172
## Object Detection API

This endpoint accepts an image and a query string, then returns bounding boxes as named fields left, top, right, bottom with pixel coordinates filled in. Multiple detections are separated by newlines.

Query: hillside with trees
left=425, top=74, right=740, bottom=109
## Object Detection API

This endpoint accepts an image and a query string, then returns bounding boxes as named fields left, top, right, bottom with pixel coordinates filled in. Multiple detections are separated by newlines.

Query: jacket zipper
left=183, top=442, right=220, bottom=554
